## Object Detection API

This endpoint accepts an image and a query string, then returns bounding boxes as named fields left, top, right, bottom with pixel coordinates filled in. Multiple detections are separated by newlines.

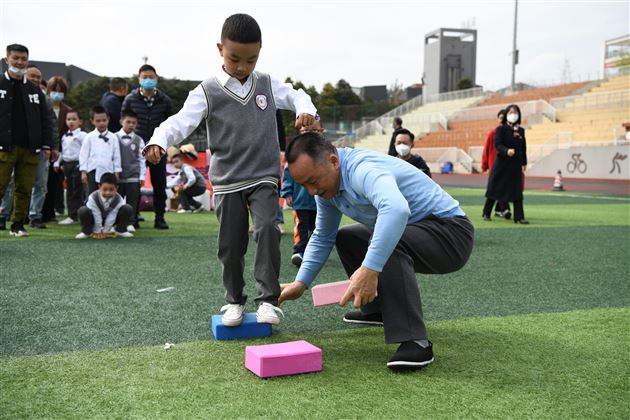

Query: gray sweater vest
left=117, top=133, right=143, bottom=182
left=91, top=191, right=122, bottom=224
left=181, top=163, right=207, bottom=189
left=200, top=71, right=279, bottom=190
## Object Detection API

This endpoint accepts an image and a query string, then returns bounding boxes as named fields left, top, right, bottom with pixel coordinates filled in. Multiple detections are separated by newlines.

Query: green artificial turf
left=1, top=308, right=628, bottom=419
left=1, top=187, right=628, bottom=418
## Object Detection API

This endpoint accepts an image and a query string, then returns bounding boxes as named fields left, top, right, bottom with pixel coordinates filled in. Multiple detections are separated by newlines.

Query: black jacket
left=121, top=88, right=173, bottom=142
left=100, top=91, right=125, bottom=133
left=0, top=72, right=52, bottom=153
left=486, top=123, right=527, bottom=202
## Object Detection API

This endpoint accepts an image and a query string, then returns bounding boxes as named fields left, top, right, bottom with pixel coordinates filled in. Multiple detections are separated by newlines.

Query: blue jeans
left=28, top=152, right=50, bottom=220
left=0, top=174, right=14, bottom=220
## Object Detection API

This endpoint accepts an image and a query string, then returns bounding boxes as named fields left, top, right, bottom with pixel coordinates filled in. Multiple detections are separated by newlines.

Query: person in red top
left=481, top=109, right=511, bottom=219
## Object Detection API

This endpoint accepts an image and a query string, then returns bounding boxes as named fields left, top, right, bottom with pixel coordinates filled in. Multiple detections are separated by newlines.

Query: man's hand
left=507, top=149, right=515, bottom=157
left=279, top=281, right=306, bottom=305
left=81, top=171, right=88, bottom=185
left=339, top=266, right=379, bottom=308
left=285, top=195, right=293, bottom=207
left=145, top=145, right=164, bottom=165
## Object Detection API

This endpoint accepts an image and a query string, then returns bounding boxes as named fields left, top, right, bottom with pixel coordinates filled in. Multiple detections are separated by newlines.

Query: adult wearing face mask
left=0, top=44, right=52, bottom=237
left=483, top=104, right=529, bottom=224
left=387, top=117, right=405, bottom=156
left=122, top=64, right=173, bottom=229
left=394, top=129, right=432, bottom=178
left=41, top=76, right=71, bottom=224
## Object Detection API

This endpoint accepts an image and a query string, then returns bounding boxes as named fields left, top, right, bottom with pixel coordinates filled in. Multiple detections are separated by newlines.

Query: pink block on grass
left=311, top=280, right=351, bottom=306
left=245, top=340, right=322, bottom=378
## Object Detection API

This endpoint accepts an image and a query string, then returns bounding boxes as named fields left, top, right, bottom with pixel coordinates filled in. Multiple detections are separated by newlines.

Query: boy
left=56, top=110, right=86, bottom=224
left=144, top=14, right=319, bottom=326
left=280, top=163, right=316, bottom=267
left=167, top=151, right=206, bottom=213
left=394, top=129, right=432, bottom=178
left=116, top=109, right=145, bottom=229
left=79, top=105, right=121, bottom=194
left=76, top=172, right=133, bottom=239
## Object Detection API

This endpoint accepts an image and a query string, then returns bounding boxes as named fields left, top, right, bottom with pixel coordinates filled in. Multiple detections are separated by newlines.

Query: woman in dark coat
left=482, top=104, right=529, bottom=224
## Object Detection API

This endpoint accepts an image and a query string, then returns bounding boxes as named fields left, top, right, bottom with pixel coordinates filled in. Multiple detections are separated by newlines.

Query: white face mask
left=8, top=66, right=26, bottom=77
left=395, top=144, right=411, bottom=156
left=507, top=113, right=519, bottom=124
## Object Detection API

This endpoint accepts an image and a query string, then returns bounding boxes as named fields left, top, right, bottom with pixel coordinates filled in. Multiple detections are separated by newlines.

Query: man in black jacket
left=122, top=64, right=172, bottom=229
left=387, top=117, right=405, bottom=156
left=0, top=44, right=52, bottom=237
left=100, top=77, right=128, bottom=133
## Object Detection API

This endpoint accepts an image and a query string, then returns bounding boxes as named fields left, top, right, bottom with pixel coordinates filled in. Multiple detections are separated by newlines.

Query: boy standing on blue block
left=144, top=14, right=319, bottom=327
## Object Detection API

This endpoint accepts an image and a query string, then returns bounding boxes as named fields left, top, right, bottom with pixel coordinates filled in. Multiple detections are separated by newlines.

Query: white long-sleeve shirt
left=59, top=128, right=86, bottom=163
left=79, top=129, right=122, bottom=183
left=145, top=68, right=317, bottom=152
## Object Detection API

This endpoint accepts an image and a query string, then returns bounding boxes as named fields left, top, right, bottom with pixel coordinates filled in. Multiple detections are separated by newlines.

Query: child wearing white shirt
left=79, top=105, right=121, bottom=194
left=56, top=110, right=87, bottom=224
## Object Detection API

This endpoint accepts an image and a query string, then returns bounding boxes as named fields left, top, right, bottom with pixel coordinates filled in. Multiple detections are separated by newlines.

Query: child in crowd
left=116, top=109, right=145, bottom=229
left=167, top=151, right=207, bottom=213
left=76, top=172, right=133, bottom=239
left=144, top=14, right=319, bottom=326
left=280, top=163, right=316, bottom=267
left=79, top=105, right=121, bottom=194
left=56, top=110, right=86, bottom=225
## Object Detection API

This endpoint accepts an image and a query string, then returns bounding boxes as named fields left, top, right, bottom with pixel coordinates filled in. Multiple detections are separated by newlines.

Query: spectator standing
left=387, top=116, right=405, bottom=156
left=0, top=44, right=52, bottom=237
left=393, top=129, right=432, bottom=178
left=122, top=64, right=173, bottom=229
left=100, top=77, right=129, bottom=133
left=481, top=109, right=511, bottom=219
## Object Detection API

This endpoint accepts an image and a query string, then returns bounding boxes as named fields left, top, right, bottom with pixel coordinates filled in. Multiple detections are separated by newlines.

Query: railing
left=423, top=87, right=484, bottom=104
left=449, top=99, right=556, bottom=124
left=550, top=89, right=630, bottom=111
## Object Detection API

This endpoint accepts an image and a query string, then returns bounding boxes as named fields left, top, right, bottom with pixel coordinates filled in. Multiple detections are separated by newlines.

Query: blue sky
left=1, top=0, right=628, bottom=91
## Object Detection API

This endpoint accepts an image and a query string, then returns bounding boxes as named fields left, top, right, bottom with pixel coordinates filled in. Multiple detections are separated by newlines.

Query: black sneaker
left=154, top=219, right=169, bottom=229
left=514, top=219, right=530, bottom=225
left=343, top=311, right=383, bottom=326
left=482, top=214, right=491, bottom=221
left=504, top=211, right=512, bottom=220
left=0, top=217, right=6, bottom=231
left=137, top=215, right=145, bottom=222
left=494, top=210, right=505, bottom=218
left=29, top=219, right=47, bottom=229
left=9, top=222, right=29, bottom=237
left=387, top=341, right=434, bottom=370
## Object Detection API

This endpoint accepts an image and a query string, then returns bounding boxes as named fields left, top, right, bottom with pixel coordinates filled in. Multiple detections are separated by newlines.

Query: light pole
left=511, top=0, right=519, bottom=91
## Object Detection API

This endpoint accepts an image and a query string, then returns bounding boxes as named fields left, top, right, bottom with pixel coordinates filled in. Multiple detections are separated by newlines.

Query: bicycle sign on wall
left=567, top=153, right=588, bottom=174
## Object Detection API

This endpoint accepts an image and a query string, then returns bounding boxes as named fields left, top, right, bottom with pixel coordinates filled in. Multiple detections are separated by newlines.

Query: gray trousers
left=215, top=183, right=281, bottom=306
left=335, top=215, right=474, bottom=344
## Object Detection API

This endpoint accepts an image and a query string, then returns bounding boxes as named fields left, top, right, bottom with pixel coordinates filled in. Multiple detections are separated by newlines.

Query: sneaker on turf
left=117, top=231, right=134, bottom=238
left=291, top=252, right=303, bottom=267
left=126, top=224, right=136, bottom=233
left=9, top=222, right=28, bottom=237
left=177, top=208, right=191, bottom=214
left=29, top=218, right=46, bottom=229
left=58, top=217, right=76, bottom=225
left=220, top=303, right=245, bottom=327
left=256, top=302, right=284, bottom=325
left=75, top=232, right=90, bottom=239
left=504, top=211, right=512, bottom=220
left=387, top=341, right=434, bottom=370
left=343, top=311, right=384, bottom=326
left=494, top=211, right=505, bottom=218
left=0, top=217, right=6, bottom=230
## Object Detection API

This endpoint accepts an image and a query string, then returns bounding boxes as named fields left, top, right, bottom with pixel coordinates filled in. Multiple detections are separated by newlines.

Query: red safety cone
left=552, top=170, right=564, bottom=192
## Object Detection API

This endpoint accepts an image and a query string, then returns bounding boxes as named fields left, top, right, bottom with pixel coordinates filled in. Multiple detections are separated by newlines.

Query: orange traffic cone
left=552, top=170, right=564, bottom=192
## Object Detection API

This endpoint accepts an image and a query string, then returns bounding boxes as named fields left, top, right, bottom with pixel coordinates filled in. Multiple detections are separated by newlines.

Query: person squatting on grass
left=76, top=172, right=134, bottom=239
left=144, top=14, right=321, bottom=327
left=279, top=133, right=474, bottom=371
left=167, top=152, right=206, bottom=213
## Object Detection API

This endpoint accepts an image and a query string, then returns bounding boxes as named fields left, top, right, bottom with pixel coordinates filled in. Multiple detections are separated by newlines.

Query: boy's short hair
left=138, top=64, right=156, bottom=75
left=285, top=132, right=337, bottom=165
left=395, top=128, right=414, bottom=142
left=47, top=76, right=68, bottom=94
left=99, top=173, right=118, bottom=186
left=393, top=117, right=403, bottom=126
left=91, top=105, right=108, bottom=119
left=109, top=77, right=128, bottom=91
left=66, top=109, right=81, bottom=119
left=121, top=109, right=138, bottom=120
left=6, top=43, right=28, bottom=56
left=497, top=108, right=506, bottom=118
left=221, top=14, right=261, bottom=44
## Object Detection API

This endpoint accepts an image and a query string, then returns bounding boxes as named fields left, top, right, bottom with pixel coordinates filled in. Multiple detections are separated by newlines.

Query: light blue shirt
left=296, top=148, right=465, bottom=288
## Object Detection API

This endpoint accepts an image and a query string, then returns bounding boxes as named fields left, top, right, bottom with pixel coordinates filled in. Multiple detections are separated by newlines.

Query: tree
left=334, top=79, right=361, bottom=105
left=457, top=78, right=473, bottom=90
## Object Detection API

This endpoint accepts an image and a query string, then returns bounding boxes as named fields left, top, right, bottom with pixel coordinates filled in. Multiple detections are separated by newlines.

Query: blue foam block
left=211, top=313, right=272, bottom=340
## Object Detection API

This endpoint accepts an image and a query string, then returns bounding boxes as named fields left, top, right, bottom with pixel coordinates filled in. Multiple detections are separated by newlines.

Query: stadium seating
left=477, top=82, right=590, bottom=107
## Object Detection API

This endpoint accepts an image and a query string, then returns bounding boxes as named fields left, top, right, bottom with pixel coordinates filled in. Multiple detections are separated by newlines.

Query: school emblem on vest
left=130, top=143, right=137, bottom=151
left=255, top=94, right=268, bottom=110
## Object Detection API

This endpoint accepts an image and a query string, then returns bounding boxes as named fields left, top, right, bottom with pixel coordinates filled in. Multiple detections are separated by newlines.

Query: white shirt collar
left=4, top=71, right=27, bottom=83
left=67, top=127, right=81, bottom=136
left=216, top=66, right=253, bottom=87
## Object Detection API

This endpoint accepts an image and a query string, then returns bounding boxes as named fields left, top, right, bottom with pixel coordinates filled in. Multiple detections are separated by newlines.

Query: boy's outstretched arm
left=271, top=77, right=321, bottom=131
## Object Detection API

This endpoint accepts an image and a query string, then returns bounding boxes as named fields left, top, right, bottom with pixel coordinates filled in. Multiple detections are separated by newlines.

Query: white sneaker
left=58, top=217, right=76, bottom=225
left=126, top=225, right=136, bottom=232
left=220, top=303, right=245, bottom=326
left=177, top=209, right=191, bottom=214
left=117, top=231, right=134, bottom=238
left=256, top=302, right=284, bottom=325
left=75, top=232, right=90, bottom=239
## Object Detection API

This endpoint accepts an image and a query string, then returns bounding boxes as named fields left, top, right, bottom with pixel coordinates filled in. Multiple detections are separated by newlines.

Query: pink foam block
left=245, top=340, right=322, bottom=378
left=311, top=280, right=351, bottom=306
